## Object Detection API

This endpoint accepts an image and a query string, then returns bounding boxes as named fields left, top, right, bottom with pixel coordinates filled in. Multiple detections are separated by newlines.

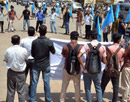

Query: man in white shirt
left=20, top=26, right=37, bottom=95
left=48, top=8, right=60, bottom=34
left=83, top=10, right=93, bottom=39
left=4, top=35, right=28, bottom=102
left=0, top=7, right=4, bottom=33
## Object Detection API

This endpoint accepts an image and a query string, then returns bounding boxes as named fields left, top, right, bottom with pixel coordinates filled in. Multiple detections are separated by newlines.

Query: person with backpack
left=78, top=30, right=107, bottom=102
left=101, top=34, right=125, bottom=102
left=60, top=31, right=82, bottom=102
left=121, top=44, right=130, bottom=102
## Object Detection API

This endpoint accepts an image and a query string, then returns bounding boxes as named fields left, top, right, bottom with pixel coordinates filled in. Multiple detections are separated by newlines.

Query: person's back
left=29, top=25, right=55, bottom=102
left=101, top=34, right=125, bottom=102
left=60, top=31, right=82, bottom=102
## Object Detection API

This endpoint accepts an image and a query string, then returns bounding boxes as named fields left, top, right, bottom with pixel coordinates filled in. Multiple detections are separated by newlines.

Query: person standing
left=60, top=31, right=82, bottom=102
left=101, top=34, right=125, bottom=102
left=75, top=8, right=83, bottom=37
left=118, top=14, right=126, bottom=38
left=28, top=25, right=55, bottom=102
left=0, top=7, right=4, bottom=33
left=103, top=25, right=110, bottom=42
left=83, top=10, right=93, bottom=39
left=5, top=35, right=28, bottom=102
left=48, top=8, right=59, bottom=34
left=121, top=45, right=130, bottom=102
left=43, top=4, right=47, bottom=24
left=63, top=8, right=72, bottom=34
left=78, top=30, right=107, bottom=102
left=35, top=7, right=44, bottom=32
left=20, top=26, right=37, bottom=96
left=19, top=5, right=31, bottom=32
left=6, top=5, right=18, bottom=32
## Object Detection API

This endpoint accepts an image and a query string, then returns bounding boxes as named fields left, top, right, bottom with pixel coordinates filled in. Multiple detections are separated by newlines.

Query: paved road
left=0, top=2, right=121, bottom=102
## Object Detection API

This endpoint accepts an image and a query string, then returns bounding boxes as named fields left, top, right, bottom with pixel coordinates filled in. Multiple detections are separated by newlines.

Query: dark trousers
left=103, top=32, right=108, bottom=42
left=36, top=21, right=43, bottom=32
left=85, top=25, right=91, bottom=39
left=0, top=21, right=4, bottom=33
left=101, top=70, right=120, bottom=102
left=25, top=59, right=34, bottom=96
left=6, top=69, right=26, bottom=102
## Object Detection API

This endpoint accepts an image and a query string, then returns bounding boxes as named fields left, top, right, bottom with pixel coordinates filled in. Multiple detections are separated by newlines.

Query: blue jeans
left=43, top=17, right=46, bottom=24
left=50, top=21, right=57, bottom=33
left=65, top=22, right=69, bottom=34
left=28, top=66, right=52, bottom=102
left=23, top=19, right=30, bottom=31
left=124, top=36, right=130, bottom=48
left=83, top=73, right=102, bottom=102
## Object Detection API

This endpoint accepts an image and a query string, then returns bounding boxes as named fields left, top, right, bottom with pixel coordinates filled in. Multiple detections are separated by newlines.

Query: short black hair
left=39, top=25, right=47, bottom=36
left=113, top=34, right=121, bottom=43
left=1, top=7, right=4, bottom=10
left=90, top=30, right=98, bottom=39
left=51, top=8, right=55, bottom=12
left=11, top=35, right=20, bottom=45
left=10, top=5, right=14, bottom=8
left=28, top=26, right=35, bottom=36
left=70, top=31, right=79, bottom=40
left=119, top=14, right=124, bottom=20
left=25, top=5, right=29, bottom=8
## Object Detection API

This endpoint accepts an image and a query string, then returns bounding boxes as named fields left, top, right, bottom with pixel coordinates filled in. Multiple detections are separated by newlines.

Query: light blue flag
left=97, top=17, right=101, bottom=41
left=115, top=4, right=120, bottom=19
left=91, top=5, right=94, bottom=16
left=43, top=3, right=46, bottom=11
left=56, top=5, right=59, bottom=14
left=32, top=3, right=35, bottom=12
left=101, top=5, right=114, bottom=30
left=125, top=9, right=130, bottom=23
left=5, top=1, right=8, bottom=10
left=69, top=7, right=72, bottom=17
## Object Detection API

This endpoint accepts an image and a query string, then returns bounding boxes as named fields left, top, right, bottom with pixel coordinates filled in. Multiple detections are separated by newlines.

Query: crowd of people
left=1, top=2, right=130, bottom=102
left=4, top=24, right=130, bottom=102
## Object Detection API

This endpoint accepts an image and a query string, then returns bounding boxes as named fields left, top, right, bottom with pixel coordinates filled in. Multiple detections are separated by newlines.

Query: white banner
left=50, top=38, right=113, bottom=80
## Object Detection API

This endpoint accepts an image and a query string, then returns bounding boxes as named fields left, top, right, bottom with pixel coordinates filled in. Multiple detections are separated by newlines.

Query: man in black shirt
left=28, top=25, right=55, bottom=102
left=19, top=5, right=31, bottom=32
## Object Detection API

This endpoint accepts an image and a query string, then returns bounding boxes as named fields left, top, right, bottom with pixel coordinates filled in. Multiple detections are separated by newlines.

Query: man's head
left=1, top=7, right=4, bottom=11
left=39, top=7, right=42, bottom=12
left=96, top=10, right=100, bottom=16
left=78, top=8, right=82, bottom=13
left=25, top=5, right=29, bottom=10
left=70, top=31, right=79, bottom=40
left=10, top=5, right=14, bottom=10
left=119, top=14, right=124, bottom=20
left=11, top=35, right=20, bottom=45
left=66, top=7, right=69, bottom=12
left=51, top=8, right=55, bottom=13
left=90, top=30, right=98, bottom=40
left=87, top=10, right=91, bottom=14
left=28, top=26, right=35, bottom=36
left=39, top=25, right=47, bottom=36
left=113, top=34, right=121, bottom=43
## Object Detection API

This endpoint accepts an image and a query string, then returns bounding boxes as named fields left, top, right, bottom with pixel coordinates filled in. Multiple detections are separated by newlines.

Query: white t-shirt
left=49, top=13, right=58, bottom=21
left=5, top=45, right=28, bottom=72
left=0, top=11, right=4, bottom=21
left=20, top=36, right=37, bottom=59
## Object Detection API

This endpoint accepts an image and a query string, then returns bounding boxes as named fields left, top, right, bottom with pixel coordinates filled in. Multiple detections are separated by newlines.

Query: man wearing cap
left=83, top=10, right=93, bottom=39
left=35, top=7, right=44, bottom=32
left=19, top=5, right=31, bottom=32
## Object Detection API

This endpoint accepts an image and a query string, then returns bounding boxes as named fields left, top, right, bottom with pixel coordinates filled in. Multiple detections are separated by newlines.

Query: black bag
left=66, top=44, right=80, bottom=75
left=86, top=43, right=102, bottom=74
left=106, top=47, right=121, bottom=77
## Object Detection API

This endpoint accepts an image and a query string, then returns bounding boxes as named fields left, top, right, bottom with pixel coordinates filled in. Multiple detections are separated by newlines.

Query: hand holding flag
left=97, top=17, right=101, bottom=41
left=101, top=5, right=114, bottom=30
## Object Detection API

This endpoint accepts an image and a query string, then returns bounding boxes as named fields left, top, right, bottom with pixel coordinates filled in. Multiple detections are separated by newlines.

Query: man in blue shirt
left=35, top=8, right=44, bottom=32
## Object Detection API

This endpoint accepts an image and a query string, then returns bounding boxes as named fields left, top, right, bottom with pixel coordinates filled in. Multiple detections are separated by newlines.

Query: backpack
left=66, top=44, right=80, bottom=75
left=106, top=47, right=121, bottom=77
left=86, top=43, right=102, bottom=74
